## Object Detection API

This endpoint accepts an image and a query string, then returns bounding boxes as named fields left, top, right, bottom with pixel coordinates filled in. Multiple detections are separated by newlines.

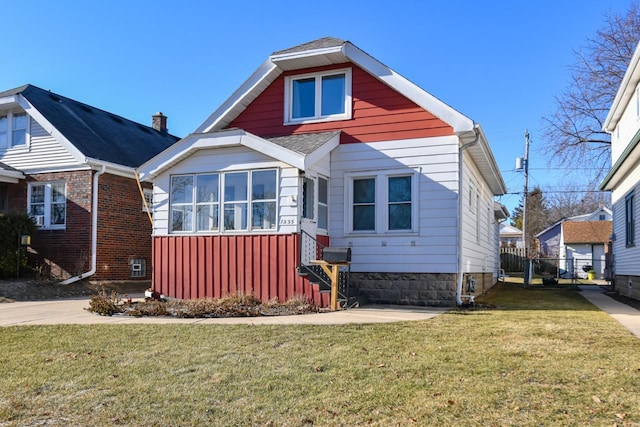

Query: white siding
left=461, top=152, right=499, bottom=275
left=611, top=164, right=640, bottom=274
left=329, top=135, right=460, bottom=274
left=612, top=82, right=640, bottom=163
left=152, top=146, right=300, bottom=236
left=0, top=117, right=79, bottom=170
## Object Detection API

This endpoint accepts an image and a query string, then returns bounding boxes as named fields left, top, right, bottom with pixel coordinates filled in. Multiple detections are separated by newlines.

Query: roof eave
left=604, top=41, right=640, bottom=132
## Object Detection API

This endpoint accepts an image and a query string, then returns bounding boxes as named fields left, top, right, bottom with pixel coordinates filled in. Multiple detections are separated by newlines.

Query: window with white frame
left=142, top=188, right=153, bottom=213
left=0, top=111, right=28, bottom=148
left=28, top=182, right=66, bottom=229
left=284, top=68, right=351, bottom=124
left=170, top=169, right=277, bottom=233
left=347, top=171, right=416, bottom=234
left=626, top=191, right=635, bottom=246
left=318, top=177, right=328, bottom=230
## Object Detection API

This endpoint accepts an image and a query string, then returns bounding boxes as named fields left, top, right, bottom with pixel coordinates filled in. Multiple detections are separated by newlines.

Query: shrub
left=86, top=291, right=317, bottom=318
left=0, top=213, right=38, bottom=278
left=87, top=290, right=122, bottom=316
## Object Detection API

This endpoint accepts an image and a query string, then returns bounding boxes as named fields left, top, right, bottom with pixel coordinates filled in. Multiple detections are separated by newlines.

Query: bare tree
left=542, top=2, right=640, bottom=184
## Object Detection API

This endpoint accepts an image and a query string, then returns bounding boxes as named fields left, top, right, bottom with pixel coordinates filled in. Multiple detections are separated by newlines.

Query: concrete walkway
left=0, top=287, right=638, bottom=334
left=0, top=295, right=448, bottom=326
left=579, top=285, right=640, bottom=339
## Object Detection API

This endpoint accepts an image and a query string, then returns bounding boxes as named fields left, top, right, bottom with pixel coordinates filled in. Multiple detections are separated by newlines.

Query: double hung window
left=347, top=171, right=416, bottom=234
left=170, top=169, right=277, bottom=233
left=0, top=112, right=28, bottom=148
left=28, top=182, right=66, bottom=229
left=285, top=69, right=351, bottom=124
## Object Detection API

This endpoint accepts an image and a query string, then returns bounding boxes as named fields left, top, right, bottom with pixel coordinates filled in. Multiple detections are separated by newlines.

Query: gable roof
left=1, top=84, right=180, bottom=169
left=137, top=129, right=341, bottom=180
left=190, top=37, right=505, bottom=195
left=195, top=37, right=475, bottom=135
left=499, top=223, right=522, bottom=236
left=562, top=221, right=612, bottom=244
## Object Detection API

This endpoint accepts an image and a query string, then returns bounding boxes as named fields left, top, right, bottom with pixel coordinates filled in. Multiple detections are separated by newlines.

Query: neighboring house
left=499, top=223, right=523, bottom=248
left=138, top=37, right=507, bottom=307
left=536, top=206, right=612, bottom=257
left=0, top=84, right=179, bottom=282
left=601, top=39, right=640, bottom=299
left=558, top=221, right=612, bottom=279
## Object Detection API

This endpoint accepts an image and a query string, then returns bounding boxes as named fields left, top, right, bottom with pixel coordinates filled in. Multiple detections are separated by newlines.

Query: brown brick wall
left=12, top=170, right=152, bottom=281
left=25, top=170, right=93, bottom=279
left=96, top=173, right=152, bottom=280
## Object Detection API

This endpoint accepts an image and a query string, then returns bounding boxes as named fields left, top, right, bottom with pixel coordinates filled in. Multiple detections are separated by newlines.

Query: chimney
left=152, top=112, right=167, bottom=134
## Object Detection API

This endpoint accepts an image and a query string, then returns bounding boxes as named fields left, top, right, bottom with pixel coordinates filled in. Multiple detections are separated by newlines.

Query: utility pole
left=523, top=130, right=531, bottom=286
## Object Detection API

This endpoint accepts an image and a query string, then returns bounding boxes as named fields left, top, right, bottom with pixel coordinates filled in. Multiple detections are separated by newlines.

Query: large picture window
left=347, top=171, right=417, bottom=234
left=170, top=170, right=277, bottom=233
left=285, top=69, right=351, bottom=124
left=28, top=182, right=66, bottom=229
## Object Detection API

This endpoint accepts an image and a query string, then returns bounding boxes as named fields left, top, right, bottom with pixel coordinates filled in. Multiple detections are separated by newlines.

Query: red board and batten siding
left=228, top=63, right=454, bottom=142
left=152, top=234, right=330, bottom=307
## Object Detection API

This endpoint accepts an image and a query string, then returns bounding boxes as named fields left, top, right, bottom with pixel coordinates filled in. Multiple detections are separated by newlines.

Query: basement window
left=130, top=258, right=146, bottom=278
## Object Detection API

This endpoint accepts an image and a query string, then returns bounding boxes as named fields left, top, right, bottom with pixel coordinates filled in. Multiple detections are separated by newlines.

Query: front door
left=300, top=176, right=317, bottom=265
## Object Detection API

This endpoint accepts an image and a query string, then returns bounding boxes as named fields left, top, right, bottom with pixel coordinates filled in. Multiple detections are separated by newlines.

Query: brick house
left=138, top=37, right=506, bottom=307
left=0, top=84, right=179, bottom=282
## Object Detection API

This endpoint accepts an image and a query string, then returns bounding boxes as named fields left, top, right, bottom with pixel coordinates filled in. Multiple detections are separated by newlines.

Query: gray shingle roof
left=0, top=161, right=21, bottom=173
left=272, top=37, right=346, bottom=56
left=267, top=131, right=340, bottom=155
left=4, top=84, right=180, bottom=168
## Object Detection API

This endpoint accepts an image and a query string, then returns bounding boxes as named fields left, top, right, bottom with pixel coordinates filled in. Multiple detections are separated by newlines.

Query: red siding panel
left=227, top=64, right=454, bottom=143
left=152, top=234, right=330, bottom=307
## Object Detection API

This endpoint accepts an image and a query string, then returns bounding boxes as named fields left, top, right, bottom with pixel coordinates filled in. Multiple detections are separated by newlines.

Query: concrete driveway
left=0, top=295, right=448, bottom=326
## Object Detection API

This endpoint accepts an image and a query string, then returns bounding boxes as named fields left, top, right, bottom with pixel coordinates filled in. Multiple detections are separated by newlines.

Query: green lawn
left=1, top=282, right=639, bottom=426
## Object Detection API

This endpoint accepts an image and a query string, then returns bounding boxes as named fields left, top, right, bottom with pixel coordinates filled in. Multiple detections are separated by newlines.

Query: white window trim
left=284, top=68, right=352, bottom=125
left=344, top=169, right=419, bottom=235
left=317, top=176, right=329, bottom=233
left=28, top=181, right=66, bottom=230
left=142, top=188, right=153, bottom=213
left=0, top=111, right=30, bottom=150
left=169, top=169, right=279, bottom=235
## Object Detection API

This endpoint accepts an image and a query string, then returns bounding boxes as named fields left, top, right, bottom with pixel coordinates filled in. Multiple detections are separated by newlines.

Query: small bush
left=87, top=290, right=122, bottom=316
left=0, top=213, right=38, bottom=278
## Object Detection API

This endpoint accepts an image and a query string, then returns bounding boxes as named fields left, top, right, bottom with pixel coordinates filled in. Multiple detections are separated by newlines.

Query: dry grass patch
left=1, top=281, right=639, bottom=426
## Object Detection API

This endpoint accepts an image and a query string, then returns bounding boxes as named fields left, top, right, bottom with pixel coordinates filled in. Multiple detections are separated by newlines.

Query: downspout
left=60, top=165, right=106, bottom=285
left=456, top=125, right=480, bottom=305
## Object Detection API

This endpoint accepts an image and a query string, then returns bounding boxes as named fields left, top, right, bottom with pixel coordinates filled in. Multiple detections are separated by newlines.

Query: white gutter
left=60, top=165, right=106, bottom=285
left=456, top=125, right=480, bottom=305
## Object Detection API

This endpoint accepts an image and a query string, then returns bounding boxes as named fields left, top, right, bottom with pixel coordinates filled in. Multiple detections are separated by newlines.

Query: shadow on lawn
left=471, top=280, right=603, bottom=312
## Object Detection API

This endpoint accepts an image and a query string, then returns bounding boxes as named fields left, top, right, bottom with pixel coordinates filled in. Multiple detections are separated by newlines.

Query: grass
left=0, top=281, right=639, bottom=426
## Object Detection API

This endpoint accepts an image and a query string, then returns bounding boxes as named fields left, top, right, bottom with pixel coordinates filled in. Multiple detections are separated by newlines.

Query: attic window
left=284, top=68, right=352, bottom=124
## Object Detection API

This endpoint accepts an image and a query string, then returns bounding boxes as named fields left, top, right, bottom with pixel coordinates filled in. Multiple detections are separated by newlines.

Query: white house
left=601, top=40, right=640, bottom=299
left=138, top=37, right=507, bottom=307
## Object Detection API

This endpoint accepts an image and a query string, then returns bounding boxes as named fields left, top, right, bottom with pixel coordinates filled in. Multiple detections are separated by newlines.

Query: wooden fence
left=500, top=247, right=526, bottom=273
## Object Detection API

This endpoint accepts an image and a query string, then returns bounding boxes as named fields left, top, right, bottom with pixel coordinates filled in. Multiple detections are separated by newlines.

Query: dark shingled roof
left=4, top=84, right=180, bottom=168
left=272, top=37, right=346, bottom=56
left=0, top=161, right=21, bottom=173
left=267, top=131, right=340, bottom=155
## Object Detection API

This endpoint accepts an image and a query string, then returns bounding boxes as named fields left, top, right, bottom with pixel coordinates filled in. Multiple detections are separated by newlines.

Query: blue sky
left=1, top=0, right=631, bottom=214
